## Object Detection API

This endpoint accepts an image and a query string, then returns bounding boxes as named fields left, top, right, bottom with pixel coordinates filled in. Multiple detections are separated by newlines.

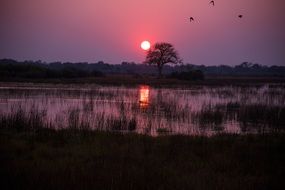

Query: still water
left=0, top=84, right=284, bottom=136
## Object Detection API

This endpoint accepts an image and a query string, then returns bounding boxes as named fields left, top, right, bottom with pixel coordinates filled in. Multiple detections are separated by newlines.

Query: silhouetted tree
left=144, top=42, right=182, bottom=77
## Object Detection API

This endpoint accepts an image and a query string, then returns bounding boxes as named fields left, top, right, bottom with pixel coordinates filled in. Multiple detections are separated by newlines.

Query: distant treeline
left=0, top=59, right=104, bottom=79
left=0, top=59, right=284, bottom=79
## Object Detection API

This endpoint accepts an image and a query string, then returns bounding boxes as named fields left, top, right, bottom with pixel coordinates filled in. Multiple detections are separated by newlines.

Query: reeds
left=238, top=104, right=285, bottom=131
left=0, top=84, right=284, bottom=135
left=1, top=128, right=285, bottom=190
left=0, top=106, right=47, bottom=131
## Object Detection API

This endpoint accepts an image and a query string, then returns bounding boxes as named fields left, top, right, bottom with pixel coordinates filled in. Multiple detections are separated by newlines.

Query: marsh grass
left=108, top=116, right=137, bottom=131
left=1, top=83, right=285, bottom=189
left=238, top=104, right=285, bottom=131
left=0, top=107, right=48, bottom=131
left=0, top=84, right=285, bottom=135
left=156, top=127, right=172, bottom=134
left=0, top=126, right=284, bottom=190
left=192, top=105, right=224, bottom=128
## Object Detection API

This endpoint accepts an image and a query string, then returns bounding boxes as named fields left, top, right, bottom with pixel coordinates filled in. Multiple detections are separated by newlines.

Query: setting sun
left=141, top=41, right=151, bottom=51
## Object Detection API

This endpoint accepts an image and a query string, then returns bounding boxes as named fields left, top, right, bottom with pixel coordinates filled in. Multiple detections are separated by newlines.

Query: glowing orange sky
left=0, top=0, right=284, bottom=65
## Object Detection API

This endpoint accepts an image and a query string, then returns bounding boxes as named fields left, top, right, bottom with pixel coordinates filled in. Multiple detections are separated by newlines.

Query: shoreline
left=0, top=75, right=285, bottom=88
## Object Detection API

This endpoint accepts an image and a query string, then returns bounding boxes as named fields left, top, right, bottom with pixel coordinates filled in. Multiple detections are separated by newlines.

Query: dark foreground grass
left=0, top=128, right=285, bottom=190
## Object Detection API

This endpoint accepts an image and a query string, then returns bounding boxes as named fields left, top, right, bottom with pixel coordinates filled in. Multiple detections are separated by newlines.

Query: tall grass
left=238, top=104, right=285, bottom=131
left=0, top=127, right=284, bottom=190
left=192, top=105, right=224, bottom=128
left=1, top=83, right=285, bottom=189
left=0, top=107, right=47, bottom=131
left=0, top=84, right=284, bottom=135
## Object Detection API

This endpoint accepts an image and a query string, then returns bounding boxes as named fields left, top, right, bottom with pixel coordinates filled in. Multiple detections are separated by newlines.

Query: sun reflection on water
left=139, top=85, right=150, bottom=108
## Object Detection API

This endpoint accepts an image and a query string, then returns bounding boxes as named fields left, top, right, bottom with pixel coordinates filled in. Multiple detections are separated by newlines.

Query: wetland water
left=0, top=84, right=284, bottom=136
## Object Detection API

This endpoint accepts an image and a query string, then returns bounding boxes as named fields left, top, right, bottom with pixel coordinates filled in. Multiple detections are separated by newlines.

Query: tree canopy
left=144, top=42, right=182, bottom=77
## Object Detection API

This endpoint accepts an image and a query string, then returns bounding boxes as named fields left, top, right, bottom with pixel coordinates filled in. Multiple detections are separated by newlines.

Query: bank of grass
left=1, top=75, right=285, bottom=87
left=0, top=127, right=284, bottom=190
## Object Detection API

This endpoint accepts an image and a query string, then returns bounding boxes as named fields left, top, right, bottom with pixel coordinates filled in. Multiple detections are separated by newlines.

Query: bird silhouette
left=189, top=17, right=194, bottom=22
left=238, top=15, right=243, bottom=18
left=210, top=1, right=215, bottom=6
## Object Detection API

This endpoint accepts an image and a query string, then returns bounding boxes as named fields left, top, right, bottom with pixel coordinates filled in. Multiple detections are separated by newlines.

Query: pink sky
left=0, top=0, right=284, bottom=65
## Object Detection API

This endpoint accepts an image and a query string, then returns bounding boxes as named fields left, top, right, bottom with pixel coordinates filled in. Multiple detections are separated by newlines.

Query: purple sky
left=1, top=0, right=284, bottom=66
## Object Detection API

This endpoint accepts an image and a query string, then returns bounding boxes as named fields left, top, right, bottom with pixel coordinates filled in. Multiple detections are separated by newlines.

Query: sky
left=0, top=0, right=285, bottom=66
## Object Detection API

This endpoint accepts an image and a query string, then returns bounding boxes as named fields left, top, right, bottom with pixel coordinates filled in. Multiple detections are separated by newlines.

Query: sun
left=141, top=41, right=151, bottom=51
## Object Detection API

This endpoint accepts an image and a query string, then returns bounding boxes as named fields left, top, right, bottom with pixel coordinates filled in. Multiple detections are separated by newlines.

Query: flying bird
left=238, top=15, right=243, bottom=18
left=189, top=17, right=194, bottom=22
left=209, top=1, right=215, bottom=6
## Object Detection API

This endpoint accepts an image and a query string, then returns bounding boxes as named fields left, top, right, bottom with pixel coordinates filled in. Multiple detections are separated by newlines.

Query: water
left=0, top=84, right=284, bottom=136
